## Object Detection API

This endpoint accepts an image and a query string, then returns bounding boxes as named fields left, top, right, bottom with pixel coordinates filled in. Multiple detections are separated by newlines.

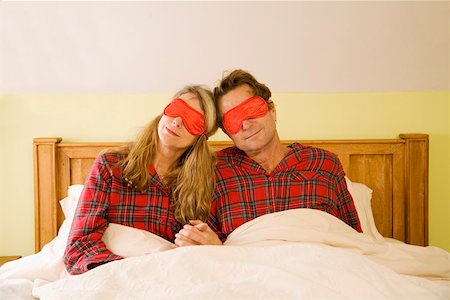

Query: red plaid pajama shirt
left=207, top=143, right=362, bottom=242
left=64, top=153, right=182, bottom=275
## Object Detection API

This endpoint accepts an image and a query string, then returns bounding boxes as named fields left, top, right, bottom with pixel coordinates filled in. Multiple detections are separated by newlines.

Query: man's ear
left=268, top=100, right=277, bottom=122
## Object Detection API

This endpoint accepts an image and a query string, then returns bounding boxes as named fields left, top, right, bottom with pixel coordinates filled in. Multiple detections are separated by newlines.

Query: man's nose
left=241, top=118, right=252, bottom=131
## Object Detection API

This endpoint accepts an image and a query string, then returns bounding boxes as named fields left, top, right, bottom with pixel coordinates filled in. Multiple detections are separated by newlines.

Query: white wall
left=0, top=1, right=448, bottom=93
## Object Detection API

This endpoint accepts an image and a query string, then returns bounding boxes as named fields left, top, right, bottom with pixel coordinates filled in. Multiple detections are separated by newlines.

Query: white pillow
left=103, top=224, right=173, bottom=258
left=345, top=177, right=384, bottom=240
left=59, top=184, right=84, bottom=220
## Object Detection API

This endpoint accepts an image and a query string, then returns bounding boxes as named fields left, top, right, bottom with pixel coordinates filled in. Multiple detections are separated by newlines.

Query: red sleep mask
left=222, top=96, right=269, bottom=134
left=163, top=98, right=206, bottom=136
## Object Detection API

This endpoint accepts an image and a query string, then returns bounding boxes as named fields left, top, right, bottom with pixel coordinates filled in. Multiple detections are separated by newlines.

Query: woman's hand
left=174, top=220, right=222, bottom=247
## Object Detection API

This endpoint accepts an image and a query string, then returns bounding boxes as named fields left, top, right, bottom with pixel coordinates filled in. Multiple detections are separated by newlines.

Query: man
left=174, top=69, right=362, bottom=246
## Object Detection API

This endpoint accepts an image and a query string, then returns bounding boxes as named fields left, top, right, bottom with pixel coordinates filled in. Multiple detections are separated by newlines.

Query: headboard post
left=399, top=134, right=429, bottom=246
left=33, top=137, right=62, bottom=252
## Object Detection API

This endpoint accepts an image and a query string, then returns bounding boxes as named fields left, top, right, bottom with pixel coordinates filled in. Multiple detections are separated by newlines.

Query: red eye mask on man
left=163, top=98, right=206, bottom=136
left=222, top=96, right=269, bottom=134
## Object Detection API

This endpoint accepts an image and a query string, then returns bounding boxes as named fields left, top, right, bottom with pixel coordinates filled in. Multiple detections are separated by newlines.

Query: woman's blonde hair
left=115, top=85, right=217, bottom=224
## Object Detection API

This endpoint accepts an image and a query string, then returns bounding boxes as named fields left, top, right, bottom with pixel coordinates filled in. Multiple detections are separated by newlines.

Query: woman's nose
left=172, top=116, right=183, bottom=128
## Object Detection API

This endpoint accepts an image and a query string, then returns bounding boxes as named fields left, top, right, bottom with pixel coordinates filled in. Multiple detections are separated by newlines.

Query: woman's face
left=158, top=92, right=204, bottom=152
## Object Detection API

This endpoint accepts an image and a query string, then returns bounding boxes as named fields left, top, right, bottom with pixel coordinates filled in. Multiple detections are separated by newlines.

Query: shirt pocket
left=291, top=171, right=327, bottom=182
left=288, top=171, right=335, bottom=211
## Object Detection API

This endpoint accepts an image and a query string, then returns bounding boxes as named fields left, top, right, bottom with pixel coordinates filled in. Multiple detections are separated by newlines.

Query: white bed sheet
left=33, top=244, right=448, bottom=300
left=22, top=209, right=450, bottom=300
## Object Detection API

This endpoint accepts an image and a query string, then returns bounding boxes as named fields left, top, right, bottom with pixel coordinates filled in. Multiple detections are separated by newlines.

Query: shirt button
left=159, top=218, right=164, bottom=224
left=268, top=176, right=273, bottom=182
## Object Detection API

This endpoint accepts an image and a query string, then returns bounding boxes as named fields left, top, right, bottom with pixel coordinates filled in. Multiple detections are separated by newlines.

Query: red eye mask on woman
left=163, top=98, right=206, bottom=136
left=222, top=96, right=269, bottom=134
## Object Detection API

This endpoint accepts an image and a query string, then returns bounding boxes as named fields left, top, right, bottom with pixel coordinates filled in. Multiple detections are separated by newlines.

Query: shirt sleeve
left=205, top=190, right=228, bottom=243
left=334, top=162, right=363, bottom=233
left=63, top=155, right=123, bottom=275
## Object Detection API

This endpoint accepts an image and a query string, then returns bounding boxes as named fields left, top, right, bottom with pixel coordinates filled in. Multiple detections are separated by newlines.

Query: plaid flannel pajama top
left=64, top=153, right=182, bottom=275
left=207, top=143, right=362, bottom=242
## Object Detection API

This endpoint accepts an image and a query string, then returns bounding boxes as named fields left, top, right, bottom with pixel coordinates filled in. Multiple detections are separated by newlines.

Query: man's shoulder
left=291, top=142, right=335, bottom=155
left=290, top=143, right=341, bottom=166
left=216, top=146, right=241, bottom=162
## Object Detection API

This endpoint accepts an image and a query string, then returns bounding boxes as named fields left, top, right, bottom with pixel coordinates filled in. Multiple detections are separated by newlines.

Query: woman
left=64, top=85, right=217, bottom=275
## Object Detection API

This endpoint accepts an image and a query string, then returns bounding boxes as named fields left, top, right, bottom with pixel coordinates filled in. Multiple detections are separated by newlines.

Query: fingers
left=174, top=231, right=200, bottom=247
left=174, top=223, right=205, bottom=247
left=189, top=220, right=203, bottom=225
left=179, top=224, right=207, bottom=244
left=189, top=220, right=209, bottom=232
left=174, top=221, right=223, bottom=247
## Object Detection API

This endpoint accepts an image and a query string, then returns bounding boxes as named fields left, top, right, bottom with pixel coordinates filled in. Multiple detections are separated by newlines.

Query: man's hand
left=174, top=220, right=222, bottom=247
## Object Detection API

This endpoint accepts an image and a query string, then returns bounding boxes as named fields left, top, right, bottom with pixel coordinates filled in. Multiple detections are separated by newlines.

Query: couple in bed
left=65, top=69, right=362, bottom=274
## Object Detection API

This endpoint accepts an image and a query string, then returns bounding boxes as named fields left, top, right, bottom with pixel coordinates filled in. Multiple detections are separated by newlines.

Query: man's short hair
left=213, top=69, right=273, bottom=128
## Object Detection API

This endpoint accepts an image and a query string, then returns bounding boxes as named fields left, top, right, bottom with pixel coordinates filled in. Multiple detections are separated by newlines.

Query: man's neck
left=245, top=135, right=289, bottom=173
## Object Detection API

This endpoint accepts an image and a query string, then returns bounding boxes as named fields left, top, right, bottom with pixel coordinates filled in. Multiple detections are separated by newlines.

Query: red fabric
left=222, top=96, right=268, bottom=134
left=164, top=98, right=206, bottom=136
left=207, top=143, right=362, bottom=242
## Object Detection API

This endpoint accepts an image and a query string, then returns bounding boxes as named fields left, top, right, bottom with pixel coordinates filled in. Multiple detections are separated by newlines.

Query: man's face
left=218, top=84, right=277, bottom=154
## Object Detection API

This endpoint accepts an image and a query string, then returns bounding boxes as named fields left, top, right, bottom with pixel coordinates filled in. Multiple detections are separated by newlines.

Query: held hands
left=174, top=220, right=222, bottom=247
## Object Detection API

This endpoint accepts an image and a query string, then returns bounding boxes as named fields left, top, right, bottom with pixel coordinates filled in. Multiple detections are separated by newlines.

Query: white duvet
left=2, top=209, right=449, bottom=300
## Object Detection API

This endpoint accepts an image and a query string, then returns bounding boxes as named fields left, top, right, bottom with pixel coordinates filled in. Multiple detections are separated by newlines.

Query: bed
left=1, top=133, right=449, bottom=300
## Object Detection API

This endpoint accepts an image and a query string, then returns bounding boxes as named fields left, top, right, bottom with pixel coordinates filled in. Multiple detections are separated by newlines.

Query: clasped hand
left=174, top=220, right=222, bottom=247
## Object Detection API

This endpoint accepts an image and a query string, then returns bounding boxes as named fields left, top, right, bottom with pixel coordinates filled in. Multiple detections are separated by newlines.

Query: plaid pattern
left=207, top=143, right=362, bottom=242
left=64, top=153, right=181, bottom=275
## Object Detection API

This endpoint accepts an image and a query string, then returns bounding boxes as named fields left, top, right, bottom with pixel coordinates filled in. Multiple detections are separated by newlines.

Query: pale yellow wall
left=0, top=92, right=449, bottom=256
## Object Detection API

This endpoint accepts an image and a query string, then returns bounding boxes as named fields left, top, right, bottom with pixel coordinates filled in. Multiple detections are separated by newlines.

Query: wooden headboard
left=33, top=134, right=429, bottom=252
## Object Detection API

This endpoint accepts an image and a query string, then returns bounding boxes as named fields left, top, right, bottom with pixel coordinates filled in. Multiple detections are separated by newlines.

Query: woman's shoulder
left=96, top=151, right=127, bottom=166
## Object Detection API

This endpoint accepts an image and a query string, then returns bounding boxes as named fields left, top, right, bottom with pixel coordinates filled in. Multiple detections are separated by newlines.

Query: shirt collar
left=230, top=143, right=303, bottom=174
left=147, top=164, right=170, bottom=193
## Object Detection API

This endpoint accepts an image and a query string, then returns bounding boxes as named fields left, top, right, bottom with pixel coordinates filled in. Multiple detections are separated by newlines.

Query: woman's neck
left=154, top=144, right=184, bottom=176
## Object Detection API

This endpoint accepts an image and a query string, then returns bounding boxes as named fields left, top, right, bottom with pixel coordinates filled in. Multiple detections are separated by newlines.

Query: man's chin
left=235, top=140, right=264, bottom=154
